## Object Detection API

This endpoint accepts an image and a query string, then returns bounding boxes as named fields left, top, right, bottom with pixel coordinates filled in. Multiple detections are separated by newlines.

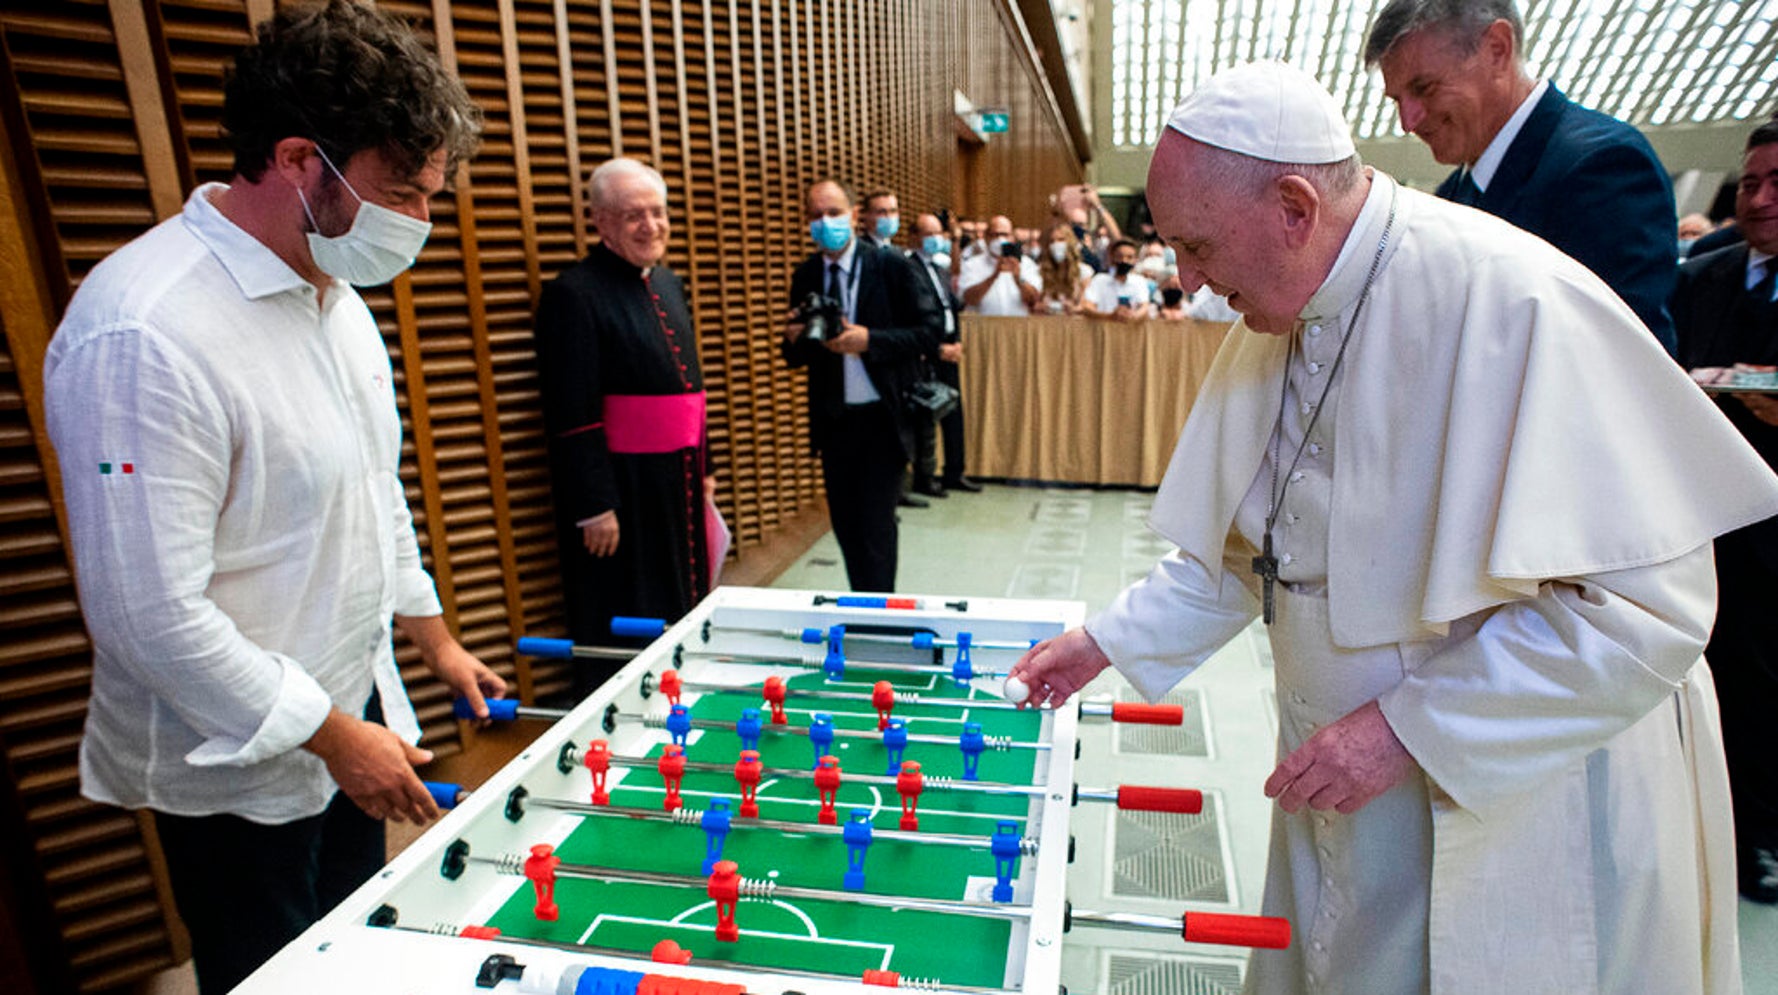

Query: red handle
left=1116, top=785, right=1203, bottom=813
left=1109, top=702, right=1185, bottom=725
left=1182, top=912, right=1292, bottom=949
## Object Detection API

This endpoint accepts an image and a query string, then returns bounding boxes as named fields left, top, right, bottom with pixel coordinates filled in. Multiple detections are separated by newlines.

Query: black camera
left=998, top=240, right=1023, bottom=259
left=795, top=292, right=845, bottom=343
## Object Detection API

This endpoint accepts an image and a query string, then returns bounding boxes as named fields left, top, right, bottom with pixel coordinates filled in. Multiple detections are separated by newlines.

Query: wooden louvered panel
left=156, top=0, right=252, bottom=186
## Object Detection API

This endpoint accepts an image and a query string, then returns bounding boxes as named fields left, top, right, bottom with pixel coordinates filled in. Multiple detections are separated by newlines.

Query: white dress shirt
left=1469, top=79, right=1549, bottom=192
left=1748, top=247, right=1776, bottom=300
left=45, top=183, right=442, bottom=824
left=1082, top=272, right=1154, bottom=314
left=821, top=239, right=881, bottom=404
left=959, top=249, right=1042, bottom=316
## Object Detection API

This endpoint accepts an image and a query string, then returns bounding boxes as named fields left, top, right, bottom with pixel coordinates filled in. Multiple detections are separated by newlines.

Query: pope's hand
left=1264, top=700, right=1418, bottom=815
left=1005, top=627, right=1112, bottom=708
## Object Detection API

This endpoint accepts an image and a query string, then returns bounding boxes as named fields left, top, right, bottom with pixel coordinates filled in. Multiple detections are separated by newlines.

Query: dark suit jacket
left=915, top=251, right=965, bottom=344
left=783, top=241, right=942, bottom=459
left=1438, top=84, right=1677, bottom=353
left=1673, top=242, right=1778, bottom=560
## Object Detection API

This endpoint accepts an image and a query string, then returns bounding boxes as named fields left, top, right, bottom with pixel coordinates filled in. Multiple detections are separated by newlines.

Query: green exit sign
left=978, top=111, right=1009, bottom=134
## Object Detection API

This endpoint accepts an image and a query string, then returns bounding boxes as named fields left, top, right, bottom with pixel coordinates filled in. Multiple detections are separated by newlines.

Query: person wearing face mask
left=40, top=3, right=502, bottom=991
left=912, top=212, right=980, bottom=493
left=1079, top=239, right=1155, bottom=321
left=1155, top=275, right=1191, bottom=320
left=861, top=189, right=903, bottom=249
left=861, top=190, right=937, bottom=506
left=782, top=181, right=943, bottom=591
left=533, top=159, right=718, bottom=698
left=1036, top=222, right=1091, bottom=314
left=960, top=215, right=1044, bottom=316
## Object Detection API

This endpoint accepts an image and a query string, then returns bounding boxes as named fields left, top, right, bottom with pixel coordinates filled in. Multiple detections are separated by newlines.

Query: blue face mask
left=875, top=215, right=900, bottom=240
left=1677, top=237, right=1696, bottom=257
left=923, top=235, right=951, bottom=258
left=1162, top=246, right=1177, bottom=266
left=811, top=215, right=853, bottom=253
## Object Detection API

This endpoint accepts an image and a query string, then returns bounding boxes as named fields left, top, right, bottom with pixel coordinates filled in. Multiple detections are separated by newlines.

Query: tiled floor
left=776, top=482, right=1778, bottom=995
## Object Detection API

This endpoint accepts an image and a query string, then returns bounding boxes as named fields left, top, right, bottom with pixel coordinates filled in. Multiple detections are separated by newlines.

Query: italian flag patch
left=98, top=460, right=135, bottom=476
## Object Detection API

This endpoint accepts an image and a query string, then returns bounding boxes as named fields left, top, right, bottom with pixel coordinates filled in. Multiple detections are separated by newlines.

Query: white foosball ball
left=238, top=587, right=1288, bottom=995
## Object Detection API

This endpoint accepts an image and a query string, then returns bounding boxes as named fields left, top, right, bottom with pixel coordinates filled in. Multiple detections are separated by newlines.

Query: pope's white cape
left=1147, top=178, right=1778, bottom=650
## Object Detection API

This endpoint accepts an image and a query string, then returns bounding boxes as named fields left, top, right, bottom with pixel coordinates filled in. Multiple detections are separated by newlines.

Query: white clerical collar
left=1300, top=171, right=1396, bottom=324
left=1470, top=79, right=1548, bottom=192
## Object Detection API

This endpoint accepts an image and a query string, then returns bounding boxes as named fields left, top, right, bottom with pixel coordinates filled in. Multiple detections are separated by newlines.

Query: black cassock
left=534, top=243, right=709, bottom=694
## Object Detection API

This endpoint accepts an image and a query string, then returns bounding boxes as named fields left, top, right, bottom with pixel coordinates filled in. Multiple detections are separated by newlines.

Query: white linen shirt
left=45, top=183, right=441, bottom=825
left=1081, top=272, right=1154, bottom=314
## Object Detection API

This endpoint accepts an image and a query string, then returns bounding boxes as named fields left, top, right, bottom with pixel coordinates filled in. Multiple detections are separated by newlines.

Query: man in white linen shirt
left=959, top=215, right=1043, bottom=316
left=1078, top=238, right=1155, bottom=320
left=1008, top=60, right=1770, bottom=994
left=42, top=3, right=504, bottom=990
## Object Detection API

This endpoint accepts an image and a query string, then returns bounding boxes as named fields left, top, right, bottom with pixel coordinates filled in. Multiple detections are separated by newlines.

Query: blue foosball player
left=809, top=713, right=835, bottom=768
left=951, top=631, right=974, bottom=682
left=735, top=707, right=763, bottom=752
left=701, top=798, right=734, bottom=874
left=960, top=721, right=985, bottom=781
left=990, top=820, right=1021, bottom=902
left=843, top=808, right=873, bottom=891
left=882, top=717, right=908, bottom=774
left=665, top=703, right=692, bottom=747
left=823, top=625, right=847, bottom=680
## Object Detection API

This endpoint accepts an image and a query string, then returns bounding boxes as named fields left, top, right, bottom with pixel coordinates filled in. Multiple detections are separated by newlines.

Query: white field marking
left=592, top=908, right=894, bottom=965
left=613, top=784, right=1010, bottom=825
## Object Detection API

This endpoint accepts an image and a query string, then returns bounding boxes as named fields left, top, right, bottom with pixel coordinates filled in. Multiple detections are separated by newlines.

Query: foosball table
left=238, top=587, right=1288, bottom=995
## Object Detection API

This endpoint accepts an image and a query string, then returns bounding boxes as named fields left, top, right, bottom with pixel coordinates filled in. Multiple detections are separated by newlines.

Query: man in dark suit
left=1673, top=120, right=1778, bottom=904
left=1365, top=0, right=1677, bottom=353
left=782, top=180, right=942, bottom=591
left=912, top=211, right=980, bottom=493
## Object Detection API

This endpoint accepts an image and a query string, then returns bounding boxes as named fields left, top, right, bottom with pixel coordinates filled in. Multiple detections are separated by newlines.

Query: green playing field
left=481, top=669, right=1049, bottom=987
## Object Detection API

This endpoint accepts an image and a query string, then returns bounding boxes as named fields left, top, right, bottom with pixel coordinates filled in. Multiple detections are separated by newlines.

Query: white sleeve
left=45, top=326, right=333, bottom=766
left=389, top=467, right=443, bottom=618
left=1085, top=542, right=1263, bottom=701
left=1377, top=543, right=1714, bottom=813
left=1020, top=257, right=1044, bottom=292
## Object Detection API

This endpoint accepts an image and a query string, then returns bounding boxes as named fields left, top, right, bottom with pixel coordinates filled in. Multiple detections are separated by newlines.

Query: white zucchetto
left=1165, top=61, right=1356, bottom=164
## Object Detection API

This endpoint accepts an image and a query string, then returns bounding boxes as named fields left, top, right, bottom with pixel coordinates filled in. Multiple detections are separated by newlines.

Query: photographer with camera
left=960, top=215, right=1043, bottom=316
left=782, top=180, right=943, bottom=591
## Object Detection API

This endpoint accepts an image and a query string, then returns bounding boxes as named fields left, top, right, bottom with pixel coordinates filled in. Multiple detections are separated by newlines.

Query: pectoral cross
left=1252, top=532, right=1278, bottom=625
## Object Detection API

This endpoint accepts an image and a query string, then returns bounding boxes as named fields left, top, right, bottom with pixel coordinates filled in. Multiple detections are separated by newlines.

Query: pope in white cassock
left=1008, top=62, right=1775, bottom=995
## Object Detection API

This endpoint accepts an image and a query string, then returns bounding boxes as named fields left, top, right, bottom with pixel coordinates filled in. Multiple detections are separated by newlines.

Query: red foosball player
left=708, top=859, right=741, bottom=942
left=583, top=738, right=611, bottom=805
left=651, top=938, right=693, bottom=964
left=659, top=668, right=683, bottom=705
left=762, top=676, right=788, bottom=724
left=659, top=744, right=687, bottom=812
left=871, top=681, right=895, bottom=731
left=896, top=760, right=924, bottom=831
left=813, top=754, right=843, bottom=825
left=523, top=843, right=560, bottom=921
left=735, top=749, right=763, bottom=818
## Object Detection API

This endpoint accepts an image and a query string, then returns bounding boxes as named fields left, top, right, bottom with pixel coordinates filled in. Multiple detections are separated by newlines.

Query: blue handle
left=424, top=781, right=464, bottom=809
left=454, top=697, right=519, bottom=721
left=610, top=616, right=666, bottom=638
left=517, top=636, right=575, bottom=658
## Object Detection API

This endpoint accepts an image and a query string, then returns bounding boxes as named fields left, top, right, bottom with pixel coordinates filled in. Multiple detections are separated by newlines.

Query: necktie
left=826, top=262, right=842, bottom=306
left=1452, top=170, right=1483, bottom=207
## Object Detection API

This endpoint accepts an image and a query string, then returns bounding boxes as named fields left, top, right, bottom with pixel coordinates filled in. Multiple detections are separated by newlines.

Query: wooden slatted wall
left=0, top=0, right=1082, bottom=988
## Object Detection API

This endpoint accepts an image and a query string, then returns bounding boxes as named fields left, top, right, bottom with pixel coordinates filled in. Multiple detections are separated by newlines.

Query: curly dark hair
left=222, top=0, right=482, bottom=183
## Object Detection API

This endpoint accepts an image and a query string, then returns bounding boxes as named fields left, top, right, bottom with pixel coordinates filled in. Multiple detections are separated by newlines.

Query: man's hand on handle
left=304, top=710, right=439, bottom=824
left=1264, top=699, right=1417, bottom=815
left=1005, top=627, right=1113, bottom=708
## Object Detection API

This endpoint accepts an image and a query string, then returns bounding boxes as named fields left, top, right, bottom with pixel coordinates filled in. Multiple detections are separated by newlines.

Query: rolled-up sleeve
left=47, top=325, right=333, bottom=766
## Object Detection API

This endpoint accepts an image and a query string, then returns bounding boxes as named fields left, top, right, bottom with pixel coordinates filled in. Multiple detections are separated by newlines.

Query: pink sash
left=602, top=392, right=705, bottom=453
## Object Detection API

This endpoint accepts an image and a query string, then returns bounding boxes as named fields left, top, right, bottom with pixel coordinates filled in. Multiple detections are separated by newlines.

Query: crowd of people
left=910, top=187, right=1240, bottom=324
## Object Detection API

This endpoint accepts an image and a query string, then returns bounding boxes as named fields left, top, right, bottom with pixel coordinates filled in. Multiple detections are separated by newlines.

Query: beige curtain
left=960, top=315, right=1233, bottom=486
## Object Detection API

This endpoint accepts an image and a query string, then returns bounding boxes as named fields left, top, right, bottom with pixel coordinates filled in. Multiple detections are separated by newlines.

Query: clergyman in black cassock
left=534, top=160, right=711, bottom=696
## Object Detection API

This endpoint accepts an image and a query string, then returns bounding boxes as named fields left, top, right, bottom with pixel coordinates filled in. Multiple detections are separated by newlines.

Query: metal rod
left=571, top=745, right=1055, bottom=800
left=683, top=649, right=1010, bottom=679
left=523, top=795, right=1037, bottom=854
left=705, top=622, right=1033, bottom=653
left=680, top=679, right=1023, bottom=712
left=624, top=709, right=1051, bottom=752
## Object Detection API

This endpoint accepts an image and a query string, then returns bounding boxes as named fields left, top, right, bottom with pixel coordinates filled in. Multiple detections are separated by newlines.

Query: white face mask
left=1048, top=242, right=1069, bottom=263
left=298, top=146, right=432, bottom=286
